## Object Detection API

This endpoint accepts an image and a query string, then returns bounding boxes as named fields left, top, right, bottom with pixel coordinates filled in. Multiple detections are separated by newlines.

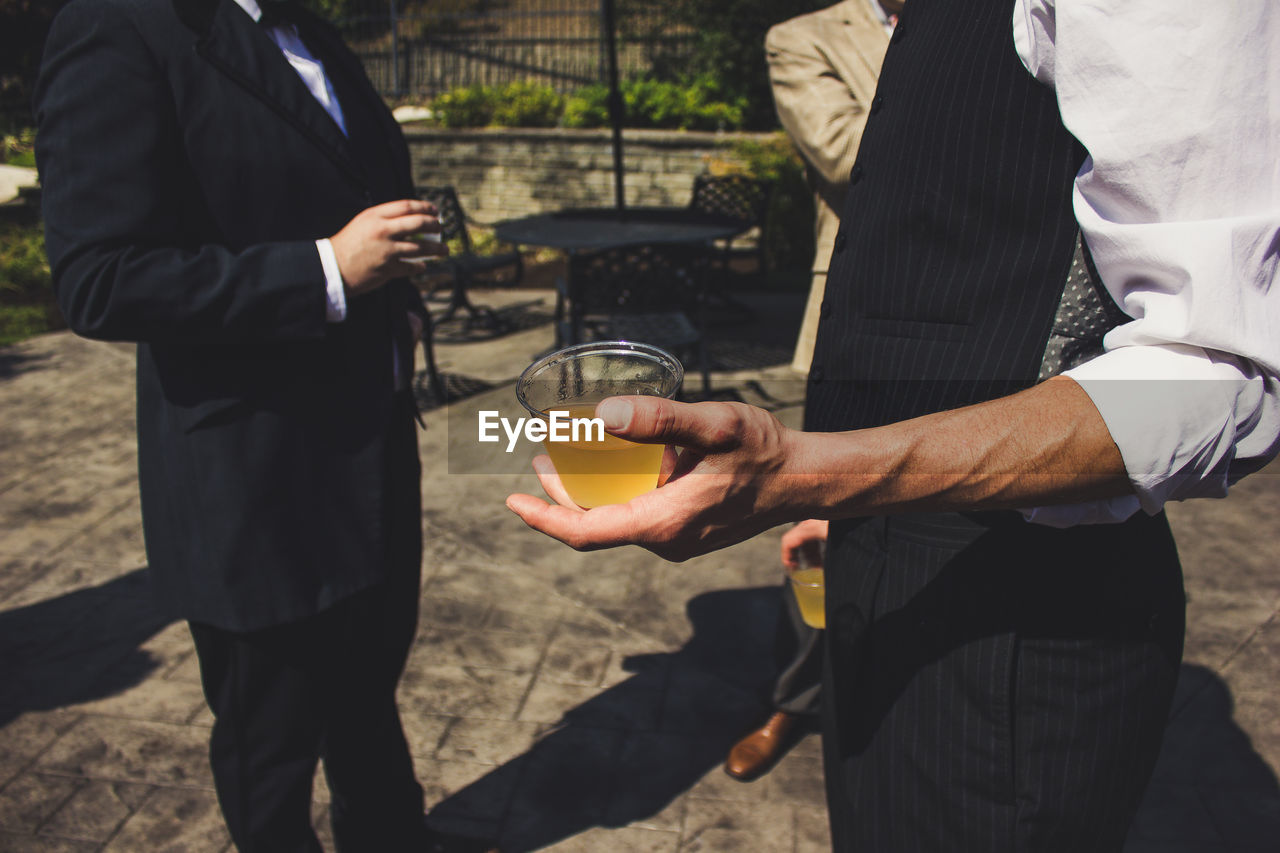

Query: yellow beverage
left=790, top=567, right=826, bottom=629
left=543, top=405, right=665, bottom=508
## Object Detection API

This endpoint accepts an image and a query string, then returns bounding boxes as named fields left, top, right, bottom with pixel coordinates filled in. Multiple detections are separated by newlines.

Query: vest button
left=810, top=365, right=825, bottom=383
left=870, top=95, right=884, bottom=115
left=849, top=164, right=864, bottom=185
left=892, top=24, right=905, bottom=43
left=821, top=301, right=833, bottom=319
left=834, top=233, right=848, bottom=252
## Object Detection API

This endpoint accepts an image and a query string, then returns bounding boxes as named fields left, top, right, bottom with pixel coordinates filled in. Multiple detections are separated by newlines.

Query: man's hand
left=781, top=519, right=828, bottom=570
left=506, top=396, right=816, bottom=562
left=329, top=200, right=447, bottom=297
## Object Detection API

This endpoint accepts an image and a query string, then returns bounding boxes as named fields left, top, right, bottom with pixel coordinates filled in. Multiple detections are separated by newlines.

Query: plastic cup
left=787, top=548, right=825, bottom=629
left=403, top=230, right=443, bottom=264
left=516, top=341, right=684, bottom=508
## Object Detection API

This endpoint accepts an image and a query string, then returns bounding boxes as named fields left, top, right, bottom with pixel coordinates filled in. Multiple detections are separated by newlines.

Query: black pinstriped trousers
left=821, top=511, right=1185, bottom=852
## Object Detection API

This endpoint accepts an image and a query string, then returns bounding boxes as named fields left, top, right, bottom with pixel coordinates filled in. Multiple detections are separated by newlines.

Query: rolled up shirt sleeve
left=1014, top=0, right=1280, bottom=521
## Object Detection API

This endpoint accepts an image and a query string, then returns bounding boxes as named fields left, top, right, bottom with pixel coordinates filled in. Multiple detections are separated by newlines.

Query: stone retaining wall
left=402, top=126, right=774, bottom=226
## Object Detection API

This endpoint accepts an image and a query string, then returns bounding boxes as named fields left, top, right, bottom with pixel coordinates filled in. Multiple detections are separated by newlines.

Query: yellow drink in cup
left=517, top=341, right=684, bottom=509
left=542, top=405, right=666, bottom=508
left=789, top=567, right=826, bottom=629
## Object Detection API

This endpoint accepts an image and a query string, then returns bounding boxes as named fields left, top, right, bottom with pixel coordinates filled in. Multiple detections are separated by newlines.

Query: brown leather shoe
left=724, top=711, right=797, bottom=781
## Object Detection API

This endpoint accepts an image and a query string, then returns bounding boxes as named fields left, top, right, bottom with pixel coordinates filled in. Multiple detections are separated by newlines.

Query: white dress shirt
left=1013, top=1, right=1280, bottom=525
left=232, top=0, right=349, bottom=323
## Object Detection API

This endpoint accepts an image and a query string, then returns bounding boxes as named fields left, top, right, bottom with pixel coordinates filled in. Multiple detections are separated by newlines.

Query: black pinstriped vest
left=804, top=0, right=1124, bottom=434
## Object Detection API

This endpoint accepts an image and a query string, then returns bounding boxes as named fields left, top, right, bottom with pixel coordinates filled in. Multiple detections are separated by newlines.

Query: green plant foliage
left=611, top=76, right=745, bottom=131
left=0, top=221, right=57, bottom=345
left=431, top=82, right=564, bottom=129
left=2, top=127, right=35, bottom=167
left=620, top=0, right=826, bottom=130
left=491, top=81, right=564, bottom=128
left=561, top=84, right=611, bottom=129
left=436, top=78, right=745, bottom=131
left=432, top=84, right=499, bottom=127
left=729, top=133, right=815, bottom=272
left=0, top=221, right=49, bottom=297
left=0, top=304, right=48, bottom=346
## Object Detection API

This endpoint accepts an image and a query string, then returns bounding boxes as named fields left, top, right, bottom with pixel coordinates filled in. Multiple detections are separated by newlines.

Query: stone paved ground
left=1, top=287, right=1278, bottom=852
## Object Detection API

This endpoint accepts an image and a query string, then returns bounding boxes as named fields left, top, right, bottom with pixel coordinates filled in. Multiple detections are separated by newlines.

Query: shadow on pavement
left=0, top=347, right=51, bottom=381
left=0, top=567, right=174, bottom=727
left=427, top=586, right=784, bottom=852
left=429, top=585, right=1280, bottom=852
left=1127, top=663, right=1280, bottom=850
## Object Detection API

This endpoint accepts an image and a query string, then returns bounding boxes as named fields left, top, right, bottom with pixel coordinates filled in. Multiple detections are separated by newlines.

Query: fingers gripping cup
left=516, top=341, right=684, bottom=509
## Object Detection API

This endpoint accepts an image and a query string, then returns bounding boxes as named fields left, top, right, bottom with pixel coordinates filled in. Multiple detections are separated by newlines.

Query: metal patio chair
left=561, top=241, right=714, bottom=397
left=688, top=173, right=774, bottom=276
left=415, top=185, right=523, bottom=333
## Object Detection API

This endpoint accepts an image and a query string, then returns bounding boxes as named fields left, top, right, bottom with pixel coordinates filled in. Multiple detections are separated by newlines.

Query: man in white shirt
left=509, top=0, right=1280, bottom=847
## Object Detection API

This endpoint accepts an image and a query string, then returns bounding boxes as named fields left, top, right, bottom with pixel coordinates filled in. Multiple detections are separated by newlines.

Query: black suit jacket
left=36, top=0, right=424, bottom=630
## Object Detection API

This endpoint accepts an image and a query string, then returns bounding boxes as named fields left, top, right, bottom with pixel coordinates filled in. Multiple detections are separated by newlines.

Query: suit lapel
left=185, top=0, right=364, bottom=187
left=299, top=17, right=414, bottom=194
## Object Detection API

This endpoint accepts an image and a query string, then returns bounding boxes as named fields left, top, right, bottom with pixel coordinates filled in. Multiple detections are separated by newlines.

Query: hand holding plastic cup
left=516, top=341, right=684, bottom=509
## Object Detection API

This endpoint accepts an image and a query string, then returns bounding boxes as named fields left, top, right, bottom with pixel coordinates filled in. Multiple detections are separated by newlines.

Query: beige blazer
left=767, top=0, right=891, bottom=372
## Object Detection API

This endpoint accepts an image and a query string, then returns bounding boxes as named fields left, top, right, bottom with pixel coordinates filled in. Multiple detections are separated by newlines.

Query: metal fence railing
left=332, top=0, right=693, bottom=101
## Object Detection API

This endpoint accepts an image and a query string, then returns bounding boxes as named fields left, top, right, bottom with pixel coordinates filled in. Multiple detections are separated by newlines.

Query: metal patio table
left=493, top=206, right=746, bottom=346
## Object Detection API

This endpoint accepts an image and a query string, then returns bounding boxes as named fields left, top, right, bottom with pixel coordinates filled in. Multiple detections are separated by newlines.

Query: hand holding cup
left=329, top=199, right=448, bottom=297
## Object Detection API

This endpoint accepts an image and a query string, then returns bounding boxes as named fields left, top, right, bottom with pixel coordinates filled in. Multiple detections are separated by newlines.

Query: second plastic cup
left=516, top=341, right=684, bottom=509
left=788, top=551, right=826, bottom=630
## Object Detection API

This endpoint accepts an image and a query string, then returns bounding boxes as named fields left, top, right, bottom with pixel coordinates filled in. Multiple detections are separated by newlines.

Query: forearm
left=788, top=377, right=1131, bottom=519
left=49, top=239, right=330, bottom=344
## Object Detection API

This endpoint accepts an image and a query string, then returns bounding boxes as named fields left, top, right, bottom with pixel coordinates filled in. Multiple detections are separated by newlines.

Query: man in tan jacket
left=723, top=0, right=898, bottom=782
left=769, top=0, right=898, bottom=375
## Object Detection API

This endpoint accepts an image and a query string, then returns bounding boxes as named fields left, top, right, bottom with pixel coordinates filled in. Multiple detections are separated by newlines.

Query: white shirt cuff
left=1064, top=344, right=1267, bottom=514
left=316, top=238, right=347, bottom=322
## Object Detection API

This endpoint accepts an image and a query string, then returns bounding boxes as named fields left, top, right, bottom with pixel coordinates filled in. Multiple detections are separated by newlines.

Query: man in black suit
left=35, top=1, right=471, bottom=850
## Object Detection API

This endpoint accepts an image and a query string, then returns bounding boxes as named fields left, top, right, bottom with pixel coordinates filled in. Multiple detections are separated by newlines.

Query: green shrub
left=614, top=77, right=743, bottom=131
left=490, top=82, right=564, bottom=129
left=561, top=84, right=611, bottom=129
left=2, top=128, right=35, bottom=167
left=0, top=221, right=57, bottom=345
left=432, top=82, right=565, bottom=129
left=0, top=304, right=49, bottom=346
left=619, top=0, right=827, bottom=130
left=0, top=221, right=49, bottom=297
left=431, top=84, right=499, bottom=128
left=430, top=78, right=745, bottom=131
